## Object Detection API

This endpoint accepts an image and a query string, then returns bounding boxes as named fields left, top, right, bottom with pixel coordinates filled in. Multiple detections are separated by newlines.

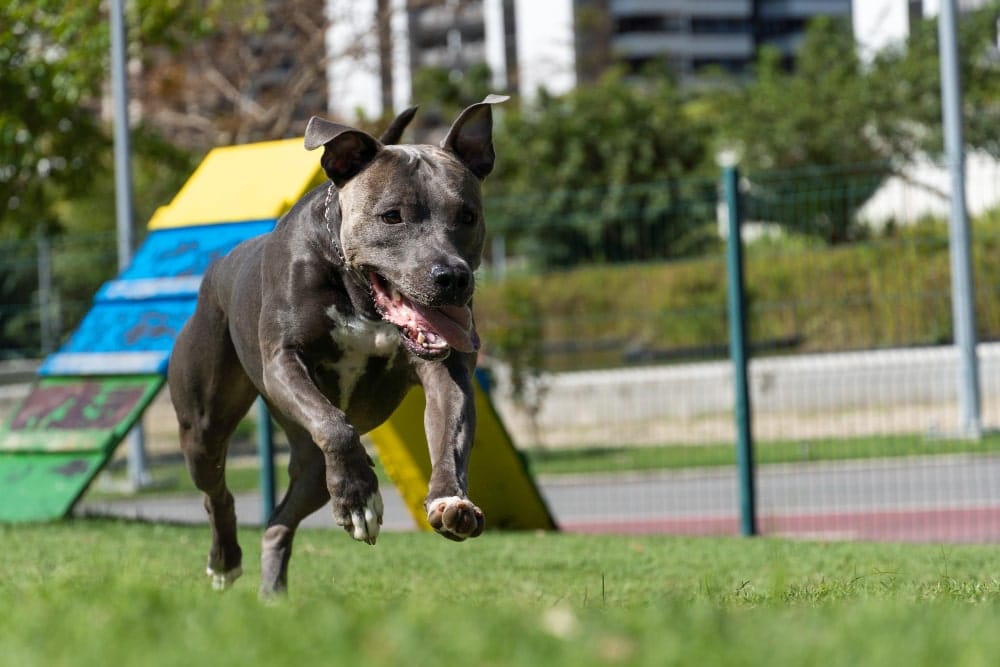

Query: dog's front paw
left=426, top=496, right=485, bottom=541
left=328, top=454, right=384, bottom=544
left=206, top=564, right=243, bottom=591
left=333, top=490, right=384, bottom=545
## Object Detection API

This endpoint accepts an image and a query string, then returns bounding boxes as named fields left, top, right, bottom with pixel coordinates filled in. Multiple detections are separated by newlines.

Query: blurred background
left=3, top=0, right=1000, bottom=541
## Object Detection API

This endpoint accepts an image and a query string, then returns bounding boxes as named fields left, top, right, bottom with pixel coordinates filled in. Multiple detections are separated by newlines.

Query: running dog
left=168, top=96, right=507, bottom=595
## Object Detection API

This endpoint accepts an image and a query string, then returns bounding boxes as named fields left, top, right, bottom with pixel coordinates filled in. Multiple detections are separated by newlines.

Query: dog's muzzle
left=369, top=273, right=479, bottom=360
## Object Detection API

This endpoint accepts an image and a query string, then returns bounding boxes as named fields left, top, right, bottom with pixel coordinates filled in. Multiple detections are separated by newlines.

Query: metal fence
left=0, top=232, right=118, bottom=360
left=478, top=158, right=1000, bottom=543
left=3, top=157, right=1000, bottom=543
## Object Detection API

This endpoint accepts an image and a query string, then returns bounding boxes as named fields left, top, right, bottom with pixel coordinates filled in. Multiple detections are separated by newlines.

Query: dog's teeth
left=425, top=332, right=448, bottom=350
left=416, top=331, right=426, bottom=345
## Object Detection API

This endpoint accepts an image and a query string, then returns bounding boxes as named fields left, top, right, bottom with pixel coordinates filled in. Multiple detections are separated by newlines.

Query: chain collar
left=324, top=182, right=346, bottom=265
left=324, top=183, right=371, bottom=299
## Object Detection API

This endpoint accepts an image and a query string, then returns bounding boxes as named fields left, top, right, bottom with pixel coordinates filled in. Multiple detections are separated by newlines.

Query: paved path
left=79, top=481, right=419, bottom=532
left=78, top=454, right=1000, bottom=543
left=542, top=454, right=1000, bottom=542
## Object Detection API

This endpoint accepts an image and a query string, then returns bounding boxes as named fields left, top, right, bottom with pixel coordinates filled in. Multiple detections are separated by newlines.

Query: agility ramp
left=0, top=137, right=555, bottom=530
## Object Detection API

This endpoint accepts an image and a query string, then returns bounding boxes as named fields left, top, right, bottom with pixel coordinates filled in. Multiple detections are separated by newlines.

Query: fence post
left=110, top=0, right=152, bottom=488
left=938, top=0, right=982, bottom=438
left=491, top=233, right=506, bottom=280
left=35, top=233, right=54, bottom=355
left=723, top=165, right=758, bottom=537
left=257, top=398, right=276, bottom=524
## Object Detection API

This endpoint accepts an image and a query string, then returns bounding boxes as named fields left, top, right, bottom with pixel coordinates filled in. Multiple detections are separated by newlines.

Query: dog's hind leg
left=258, top=415, right=333, bottom=596
left=168, top=302, right=257, bottom=591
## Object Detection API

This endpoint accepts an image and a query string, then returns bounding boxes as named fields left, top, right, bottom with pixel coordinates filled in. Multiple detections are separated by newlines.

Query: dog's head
left=304, top=95, right=507, bottom=361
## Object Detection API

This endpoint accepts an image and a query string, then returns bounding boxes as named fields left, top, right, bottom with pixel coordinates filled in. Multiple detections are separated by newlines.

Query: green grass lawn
left=2, top=520, right=1000, bottom=665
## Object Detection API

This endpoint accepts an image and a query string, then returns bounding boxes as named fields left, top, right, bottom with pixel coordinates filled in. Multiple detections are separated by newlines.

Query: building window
left=908, top=0, right=922, bottom=31
left=615, top=14, right=684, bottom=34
left=691, top=17, right=751, bottom=35
left=755, top=18, right=806, bottom=40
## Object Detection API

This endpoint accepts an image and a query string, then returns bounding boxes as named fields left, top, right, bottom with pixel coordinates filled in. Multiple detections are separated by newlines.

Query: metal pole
left=111, top=0, right=151, bottom=487
left=110, top=0, right=134, bottom=272
left=257, top=398, right=276, bottom=523
left=491, top=234, right=506, bottom=280
left=723, top=166, right=757, bottom=537
left=36, top=233, right=53, bottom=355
left=938, top=0, right=982, bottom=438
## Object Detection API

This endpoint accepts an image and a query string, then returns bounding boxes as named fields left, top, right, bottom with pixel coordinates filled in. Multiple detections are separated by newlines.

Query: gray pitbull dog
left=168, top=95, right=507, bottom=595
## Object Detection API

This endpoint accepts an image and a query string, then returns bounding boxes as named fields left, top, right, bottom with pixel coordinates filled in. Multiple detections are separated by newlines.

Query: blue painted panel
left=119, top=220, right=275, bottom=281
left=96, top=276, right=203, bottom=302
left=37, top=221, right=275, bottom=377
left=61, top=300, right=195, bottom=353
left=38, top=300, right=197, bottom=376
left=39, top=351, right=172, bottom=376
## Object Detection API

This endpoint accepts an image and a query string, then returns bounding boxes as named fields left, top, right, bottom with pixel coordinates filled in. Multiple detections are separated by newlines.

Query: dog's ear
left=440, top=94, right=509, bottom=180
left=304, top=116, right=382, bottom=187
left=379, top=106, right=419, bottom=145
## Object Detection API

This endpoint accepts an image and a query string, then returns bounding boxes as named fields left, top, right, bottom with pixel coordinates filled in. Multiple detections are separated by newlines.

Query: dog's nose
left=431, top=262, right=472, bottom=301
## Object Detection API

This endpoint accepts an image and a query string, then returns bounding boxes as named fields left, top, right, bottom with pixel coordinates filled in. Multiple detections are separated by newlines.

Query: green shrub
left=475, top=216, right=1000, bottom=372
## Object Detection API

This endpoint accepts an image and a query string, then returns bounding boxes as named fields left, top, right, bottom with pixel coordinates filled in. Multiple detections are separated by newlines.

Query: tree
left=0, top=1, right=262, bottom=357
left=411, top=63, right=495, bottom=134
left=489, top=70, right=717, bottom=268
left=869, top=1, right=1000, bottom=160
left=710, top=16, right=888, bottom=244
left=709, top=7, right=1000, bottom=244
left=0, top=0, right=268, bottom=239
left=136, top=0, right=335, bottom=149
left=0, top=2, right=110, bottom=239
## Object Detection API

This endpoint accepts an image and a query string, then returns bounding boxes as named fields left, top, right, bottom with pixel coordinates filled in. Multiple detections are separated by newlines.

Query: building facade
left=326, top=0, right=854, bottom=120
left=601, top=0, right=850, bottom=80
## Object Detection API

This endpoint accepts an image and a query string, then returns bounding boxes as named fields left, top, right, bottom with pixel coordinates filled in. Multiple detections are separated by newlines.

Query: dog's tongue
left=372, top=276, right=477, bottom=353
left=412, top=302, right=477, bottom=353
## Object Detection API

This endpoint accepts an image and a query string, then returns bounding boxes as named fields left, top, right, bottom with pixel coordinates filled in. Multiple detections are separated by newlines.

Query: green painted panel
left=0, top=430, right=111, bottom=453
left=0, top=376, right=164, bottom=453
left=0, top=375, right=165, bottom=520
left=0, top=452, right=106, bottom=521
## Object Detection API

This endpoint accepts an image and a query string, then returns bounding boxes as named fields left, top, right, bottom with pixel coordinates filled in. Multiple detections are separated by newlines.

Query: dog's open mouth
left=369, top=273, right=478, bottom=360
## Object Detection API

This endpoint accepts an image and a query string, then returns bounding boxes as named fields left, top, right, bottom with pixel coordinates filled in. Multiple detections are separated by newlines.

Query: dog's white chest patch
left=324, top=307, right=401, bottom=411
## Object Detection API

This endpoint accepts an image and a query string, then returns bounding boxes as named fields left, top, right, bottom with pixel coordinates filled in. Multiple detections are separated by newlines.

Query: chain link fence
left=3, top=157, right=1000, bottom=542
left=477, top=159, right=1000, bottom=542
left=0, top=232, right=118, bottom=360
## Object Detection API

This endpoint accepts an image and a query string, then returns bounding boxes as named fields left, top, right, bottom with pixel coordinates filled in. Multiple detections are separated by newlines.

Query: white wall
left=853, top=0, right=911, bottom=60
left=390, top=0, right=412, bottom=113
left=852, top=0, right=994, bottom=61
left=489, top=343, right=1000, bottom=447
left=326, top=0, right=382, bottom=120
left=857, top=152, right=1000, bottom=225
left=514, top=0, right=577, bottom=99
left=484, top=0, right=509, bottom=90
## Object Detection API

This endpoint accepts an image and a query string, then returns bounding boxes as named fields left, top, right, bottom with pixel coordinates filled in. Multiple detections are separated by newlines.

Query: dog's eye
left=460, top=210, right=476, bottom=225
left=380, top=210, right=403, bottom=225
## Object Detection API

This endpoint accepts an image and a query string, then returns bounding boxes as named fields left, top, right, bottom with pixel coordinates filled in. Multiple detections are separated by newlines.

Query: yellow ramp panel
left=370, top=384, right=557, bottom=532
left=148, top=138, right=323, bottom=229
